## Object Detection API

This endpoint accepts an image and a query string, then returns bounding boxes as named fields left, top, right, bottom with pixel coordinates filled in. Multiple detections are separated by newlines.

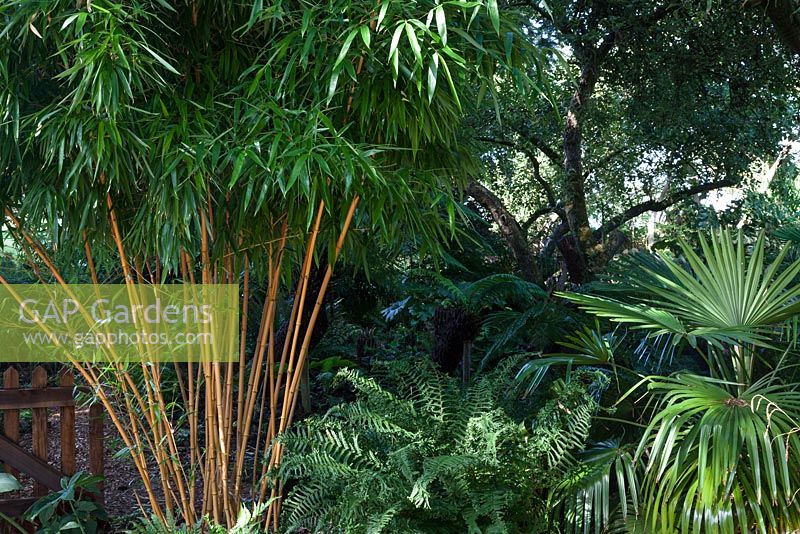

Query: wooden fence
left=0, top=366, right=104, bottom=520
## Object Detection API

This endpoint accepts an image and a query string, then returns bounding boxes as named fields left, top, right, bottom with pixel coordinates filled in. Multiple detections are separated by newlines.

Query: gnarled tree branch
left=475, top=135, right=561, bottom=211
left=466, top=180, right=541, bottom=283
left=509, top=126, right=564, bottom=168
left=592, top=178, right=736, bottom=240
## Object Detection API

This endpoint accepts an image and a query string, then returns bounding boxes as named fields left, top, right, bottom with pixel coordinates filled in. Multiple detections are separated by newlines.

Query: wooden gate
left=0, top=366, right=104, bottom=519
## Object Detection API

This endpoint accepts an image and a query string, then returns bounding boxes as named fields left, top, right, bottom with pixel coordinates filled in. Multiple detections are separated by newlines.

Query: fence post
left=88, top=403, right=104, bottom=505
left=31, top=366, right=49, bottom=497
left=59, top=369, right=76, bottom=476
left=2, top=367, right=19, bottom=479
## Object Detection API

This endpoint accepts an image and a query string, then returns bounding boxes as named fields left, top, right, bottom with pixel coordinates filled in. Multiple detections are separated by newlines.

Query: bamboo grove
left=0, top=0, right=542, bottom=528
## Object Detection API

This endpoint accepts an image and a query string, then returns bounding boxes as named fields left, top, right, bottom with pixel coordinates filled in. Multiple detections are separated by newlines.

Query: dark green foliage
left=25, top=474, right=108, bottom=534
left=277, top=358, right=606, bottom=533
left=0, top=0, right=542, bottom=279
left=378, top=269, right=574, bottom=370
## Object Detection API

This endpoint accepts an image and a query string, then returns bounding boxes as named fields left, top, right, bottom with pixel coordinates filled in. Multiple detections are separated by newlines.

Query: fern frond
left=366, top=507, right=399, bottom=534
left=410, top=455, right=475, bottom=507
left=336, top=367, right=417, bottom=417
left=282, top=482, right=336, bottom=532
left=375, top=359, right=448, bottom=421
left=480, top=304, right=547, bottom=367
left=328, top=400, right=417, bottom=439
left=462, top=273, right=547, bottom=307
left=278, top=360, right=600, bottom=532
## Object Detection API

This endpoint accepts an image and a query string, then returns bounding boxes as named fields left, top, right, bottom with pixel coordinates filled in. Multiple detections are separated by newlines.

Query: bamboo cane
left=262, top=196, right=360, bottom=528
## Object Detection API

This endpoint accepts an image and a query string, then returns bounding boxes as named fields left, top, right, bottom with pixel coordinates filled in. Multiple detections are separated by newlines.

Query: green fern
left=278, top=359, right=604, bottom=533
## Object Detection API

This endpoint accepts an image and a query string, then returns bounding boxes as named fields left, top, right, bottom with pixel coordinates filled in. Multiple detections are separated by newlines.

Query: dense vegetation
left=1, top=0, right=800, bottom=532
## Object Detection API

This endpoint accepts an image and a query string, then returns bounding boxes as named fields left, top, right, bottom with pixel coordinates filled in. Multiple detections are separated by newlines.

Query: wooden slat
left=0, top=435, right=62, bottom=491
left=89, top=403, right=104, bottom=505
left=59, top=370, right=75, bottom=476
left=2, top=367, right=20, bottom=479
left=31, top=366, right=48, bottom=497
left=0, top=387, right=75, bottom=410
left=0, top=497, right=36, bottom=517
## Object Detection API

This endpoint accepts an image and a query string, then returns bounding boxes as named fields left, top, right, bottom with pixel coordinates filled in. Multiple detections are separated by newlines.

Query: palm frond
left=560, top=230, right=800, bottom=349
left=635, top=373, right=800, bottom=533
left=553, top=438, right=640, bottom=534
left=516, top=322, right=623, bottom=396
left=774, top=223, right=800, bottom=243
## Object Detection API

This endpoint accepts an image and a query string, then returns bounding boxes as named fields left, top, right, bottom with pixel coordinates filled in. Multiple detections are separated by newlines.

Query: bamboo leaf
left=334, top=29, right=358, bottom=71
left=359, top=25, right=371, bottom=49
left=29, top=22, right=42, bottom=39
left=228, top=151, right=247, bottom=187
left=436, top=6, right=447, bottom=46
left=405, top=23, right=423, bottom=67
left=427, top=53, right=439, bottom=102
left=389, top=23, right=404, bottom=62
left=247, top=0, right=264, bottom=30
left=327, top=69, right=341, bottom=101
left=140, top=43, right=180, bottom=75
left=60, top=14, right=81, bottom=31
left=377, top=1, right=390, bottom=30
left=487, top=0, right=500, bottom=34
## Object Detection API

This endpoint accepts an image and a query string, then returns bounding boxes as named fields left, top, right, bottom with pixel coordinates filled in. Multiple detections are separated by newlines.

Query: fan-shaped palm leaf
left=774, top=223, right=800, bottom=244
left=560, top=230, right=800, bottom=350
left=516, top=322, right=624, bottom=396
left=637, top=373, right=800, bottom=533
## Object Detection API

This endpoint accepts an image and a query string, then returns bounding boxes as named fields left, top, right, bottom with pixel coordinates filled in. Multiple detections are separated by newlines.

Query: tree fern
left=461, top=273, right=547, bottom=308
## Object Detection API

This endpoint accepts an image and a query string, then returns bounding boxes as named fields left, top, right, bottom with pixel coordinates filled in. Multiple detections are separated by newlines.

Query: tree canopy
left=468, top=0, right=799, bottom=283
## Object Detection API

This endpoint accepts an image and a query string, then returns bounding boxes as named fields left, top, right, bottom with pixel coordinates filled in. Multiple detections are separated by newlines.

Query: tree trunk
left=560, top=53, right=606, bottom=283
left=466, top=181, right=541, bottom=283
left=431, top=306, right=481, bottom=375
left=748, top=0, right=800, bottom=55
left=564, top=108, right=590, bottom=240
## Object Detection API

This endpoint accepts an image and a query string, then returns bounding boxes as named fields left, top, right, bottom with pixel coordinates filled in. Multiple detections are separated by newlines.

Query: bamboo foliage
left=0, top=0, right=541, bottom=528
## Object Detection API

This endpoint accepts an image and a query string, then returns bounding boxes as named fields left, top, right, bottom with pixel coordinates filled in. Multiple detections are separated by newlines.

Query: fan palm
left=774, top=223, right=800, bottom=244
left=515, top=321, right=624, bottom=396
left=636, top=373, right=800, bottom=533
left=562, top=230, right=800, bottom=384
left=560, top=230, right=800, bottom=532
